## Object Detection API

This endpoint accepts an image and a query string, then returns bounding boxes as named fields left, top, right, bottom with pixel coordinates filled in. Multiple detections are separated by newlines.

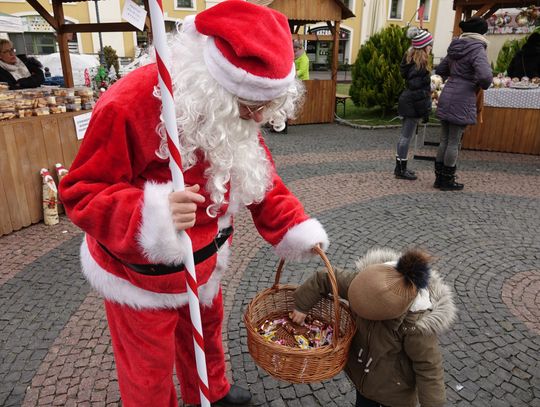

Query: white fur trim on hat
left=204, top=37, right=296, bottom=101
left=274, top=218, right=329, bottom=262
left=137, top=181, right=190, bottom=265
left=181, top=14, right=196, bottom=35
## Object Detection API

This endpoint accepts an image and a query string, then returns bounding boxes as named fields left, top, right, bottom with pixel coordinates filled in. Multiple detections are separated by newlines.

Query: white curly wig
left=151, top=26, right=305, bottom=217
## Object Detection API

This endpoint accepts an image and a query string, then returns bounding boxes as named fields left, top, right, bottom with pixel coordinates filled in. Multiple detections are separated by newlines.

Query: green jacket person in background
left=293, top=40, right=309, bottom=80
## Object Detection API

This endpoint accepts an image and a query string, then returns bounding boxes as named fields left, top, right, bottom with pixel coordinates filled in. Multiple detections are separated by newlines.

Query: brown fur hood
left=355, top=247, right=457, bottom=335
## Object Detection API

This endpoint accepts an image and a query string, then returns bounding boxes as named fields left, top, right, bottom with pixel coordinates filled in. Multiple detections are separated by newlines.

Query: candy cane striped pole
left=147, top=1, right=210, bottom=405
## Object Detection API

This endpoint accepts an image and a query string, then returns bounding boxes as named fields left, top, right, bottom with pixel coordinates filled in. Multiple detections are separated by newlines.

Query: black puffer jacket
left=507, top=34, right=540, bottom=79
left=397, top=55, right=432, bottom=119
left=0, top=55, right=45, bottom=90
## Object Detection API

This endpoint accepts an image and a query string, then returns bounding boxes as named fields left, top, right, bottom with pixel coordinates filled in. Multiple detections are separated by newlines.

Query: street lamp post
left=94, top=0, right=105, bottom=66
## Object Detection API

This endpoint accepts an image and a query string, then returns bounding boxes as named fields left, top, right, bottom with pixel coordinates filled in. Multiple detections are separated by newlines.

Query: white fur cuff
left=274, top=218, right=329, bottom=262
left=137, top=181, right=189, bottom=265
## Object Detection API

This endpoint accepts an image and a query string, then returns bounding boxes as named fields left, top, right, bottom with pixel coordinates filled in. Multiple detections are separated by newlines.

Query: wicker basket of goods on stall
left=243, top=246, right=356, bottom=383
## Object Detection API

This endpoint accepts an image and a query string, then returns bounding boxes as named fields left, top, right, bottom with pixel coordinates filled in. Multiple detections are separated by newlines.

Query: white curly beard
left=152, top=29, right=302, bottom=217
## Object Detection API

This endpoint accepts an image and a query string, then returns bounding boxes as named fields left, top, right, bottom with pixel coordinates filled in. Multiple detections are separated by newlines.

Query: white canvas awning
left=0, top=13, right=26, bottom=33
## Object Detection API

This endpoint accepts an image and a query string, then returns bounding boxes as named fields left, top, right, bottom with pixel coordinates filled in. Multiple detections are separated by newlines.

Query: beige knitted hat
left=348, top=249, right=431, bottom=321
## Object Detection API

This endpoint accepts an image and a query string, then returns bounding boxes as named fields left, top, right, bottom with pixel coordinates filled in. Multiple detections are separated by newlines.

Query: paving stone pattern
left=1, top=124, right=539, bottom=406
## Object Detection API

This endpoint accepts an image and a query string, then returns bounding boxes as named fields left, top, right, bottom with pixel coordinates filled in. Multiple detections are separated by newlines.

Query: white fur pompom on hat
left=182, top=0, right=296, bottom=102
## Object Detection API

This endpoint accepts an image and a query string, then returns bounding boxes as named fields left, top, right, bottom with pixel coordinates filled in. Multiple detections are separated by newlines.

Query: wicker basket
left=243, top=246, right=356, bottom=383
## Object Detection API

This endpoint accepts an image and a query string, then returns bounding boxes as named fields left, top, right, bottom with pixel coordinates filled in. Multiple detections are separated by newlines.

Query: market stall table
left=0, top=111, right=87, bottom=236
left=463, top=87, right=540, bottom=155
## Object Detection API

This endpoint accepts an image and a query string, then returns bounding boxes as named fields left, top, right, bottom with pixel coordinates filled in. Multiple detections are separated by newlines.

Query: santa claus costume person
left=59, top=1, right=329, bottom=406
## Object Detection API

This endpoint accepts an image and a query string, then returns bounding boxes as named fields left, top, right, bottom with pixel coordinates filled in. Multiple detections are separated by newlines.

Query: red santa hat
left=182, top=0, right=296, bottom=102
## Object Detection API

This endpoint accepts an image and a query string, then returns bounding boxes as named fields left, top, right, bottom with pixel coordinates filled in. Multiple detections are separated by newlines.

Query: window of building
left=9, top=16, right=79, bottom=56
left=388, top=0, right=403, bottom=20
left=176, top=0, right=193, bottom=8
left=416, top=0, right=432, bottom=22
left=10, top=33, right=57, bottom=55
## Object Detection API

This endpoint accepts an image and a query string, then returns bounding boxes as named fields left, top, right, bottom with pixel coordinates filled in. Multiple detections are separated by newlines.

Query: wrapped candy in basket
left=243, top=246, right=356, bottom=383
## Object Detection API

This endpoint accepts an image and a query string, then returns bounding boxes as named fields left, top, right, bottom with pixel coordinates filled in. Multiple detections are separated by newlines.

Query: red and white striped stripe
left=148, top=1, right=210, bottom=405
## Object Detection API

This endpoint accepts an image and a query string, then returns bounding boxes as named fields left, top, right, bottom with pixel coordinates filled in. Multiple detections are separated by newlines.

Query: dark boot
left=439, top=165, right=464, bottom=191
left=214, top=385, right=252, bottom=406
left=394, top=158, right=417, bottom=180
left=433, top=161, right=444, bottom=189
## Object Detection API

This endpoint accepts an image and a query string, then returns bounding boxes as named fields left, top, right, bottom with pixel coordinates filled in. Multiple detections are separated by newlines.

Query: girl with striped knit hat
left=394, top=27, right=434, bottom=180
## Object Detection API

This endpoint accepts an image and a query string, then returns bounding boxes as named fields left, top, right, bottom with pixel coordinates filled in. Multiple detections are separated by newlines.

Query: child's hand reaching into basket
left=289, top=310, right=307, bottom=326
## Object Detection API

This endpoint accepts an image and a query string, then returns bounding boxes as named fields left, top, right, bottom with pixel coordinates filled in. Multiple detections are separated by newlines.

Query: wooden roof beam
left=59, top=22, right=139, bottom=33
left=26, top=0, right=58, bottom=30
left=483, top=7, right=500, bottom=19
left=472, top=4, right=496, bottom=17
left=292, top=33, right=333, bottom=41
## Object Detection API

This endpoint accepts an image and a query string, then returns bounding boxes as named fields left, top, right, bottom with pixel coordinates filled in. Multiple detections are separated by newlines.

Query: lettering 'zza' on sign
left=308, top=26, right=351, bottom=40
left=305, top=27, right=351, bottom=67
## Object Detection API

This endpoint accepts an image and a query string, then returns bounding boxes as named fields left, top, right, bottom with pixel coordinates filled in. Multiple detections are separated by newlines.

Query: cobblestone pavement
left=1, top=123, right=539, bottom=407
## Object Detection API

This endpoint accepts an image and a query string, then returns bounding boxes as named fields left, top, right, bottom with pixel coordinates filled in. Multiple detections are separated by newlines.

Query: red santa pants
left=104, top=291, right=230, bottom=406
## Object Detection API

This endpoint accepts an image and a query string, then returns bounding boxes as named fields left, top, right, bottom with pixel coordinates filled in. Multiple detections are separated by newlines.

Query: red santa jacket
left=59, top=64, right=328, bottom=309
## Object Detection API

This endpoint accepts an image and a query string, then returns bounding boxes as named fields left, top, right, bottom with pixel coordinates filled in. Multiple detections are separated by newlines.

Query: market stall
left=267, top=0, right=354, bottom=124
left=0, top=86, right=93, bottom=236
left=463, top=86, right=540, bottom=154
left=451, top=0, right=540, bottom=155
left=24, top=0, right=152, bottom=87
left=452, top=0, right=540, bottom=36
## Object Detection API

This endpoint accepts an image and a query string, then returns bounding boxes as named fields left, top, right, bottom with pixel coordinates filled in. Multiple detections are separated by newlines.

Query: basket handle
left=274, top=245, right=342, bottom=347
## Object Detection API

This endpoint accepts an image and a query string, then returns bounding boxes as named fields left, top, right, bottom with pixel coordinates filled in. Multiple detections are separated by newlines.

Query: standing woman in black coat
left=394, top=27, right=434, bottom=180
left=0, top=39, right=45, bottom=90
left=507, top=32, right=540, bottom=79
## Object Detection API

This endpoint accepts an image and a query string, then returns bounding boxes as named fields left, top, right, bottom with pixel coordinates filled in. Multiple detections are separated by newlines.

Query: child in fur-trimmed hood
left=292, top=248, right=456, bottom=407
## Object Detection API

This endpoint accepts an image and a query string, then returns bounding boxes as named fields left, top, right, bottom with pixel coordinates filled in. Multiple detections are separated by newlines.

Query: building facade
left=0, top=0, right=450, bottom=64
left=13, top=0, right=529, bottom=70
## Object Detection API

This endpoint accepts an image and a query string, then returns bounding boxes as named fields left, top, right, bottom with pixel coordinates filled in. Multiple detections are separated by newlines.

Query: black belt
left=98, top=226, right=233, bottom=276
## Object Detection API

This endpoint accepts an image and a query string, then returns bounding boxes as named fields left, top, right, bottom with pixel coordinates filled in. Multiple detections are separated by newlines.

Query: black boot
left=394, top=158, right=417, bottom=180
left=214, top=385, right=252, bottom=406
left=439, top=165, right=464, bottom=191
left=433, top=161, right=444, bottom=189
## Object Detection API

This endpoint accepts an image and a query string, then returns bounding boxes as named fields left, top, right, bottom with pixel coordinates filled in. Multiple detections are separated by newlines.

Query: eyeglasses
left=238, top=96, right=286, bottom=119
left=243, top=103, right=267, bottom=116
left=1, top=48, right=16, bottom=55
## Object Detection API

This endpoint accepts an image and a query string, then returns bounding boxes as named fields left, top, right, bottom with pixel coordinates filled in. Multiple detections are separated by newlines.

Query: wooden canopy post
left=453, top=4, right=464, bottom=36
left=52, top=0, right=74, bottom=88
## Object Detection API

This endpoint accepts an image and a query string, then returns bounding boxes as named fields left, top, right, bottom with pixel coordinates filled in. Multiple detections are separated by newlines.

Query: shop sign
left=73, top=112, right=92, bottom=140
left=308, top=27, right=350, bottom=40
left=122, top=0, right=148, bottom=31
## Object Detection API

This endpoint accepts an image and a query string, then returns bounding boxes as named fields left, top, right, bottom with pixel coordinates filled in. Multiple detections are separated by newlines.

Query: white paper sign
left=122, top=0, right=147, bottom=31
left=73, top=112, right=92, bottom=140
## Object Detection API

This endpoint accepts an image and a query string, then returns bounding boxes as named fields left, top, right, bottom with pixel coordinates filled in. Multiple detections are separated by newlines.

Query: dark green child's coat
left=294, top=248, right=456, bottom=407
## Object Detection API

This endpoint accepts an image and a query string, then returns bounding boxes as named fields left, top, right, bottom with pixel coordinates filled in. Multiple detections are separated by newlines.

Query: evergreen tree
left=350, top=25, right=410, bottom=115
left=103, top=46, right=121, bottom=79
